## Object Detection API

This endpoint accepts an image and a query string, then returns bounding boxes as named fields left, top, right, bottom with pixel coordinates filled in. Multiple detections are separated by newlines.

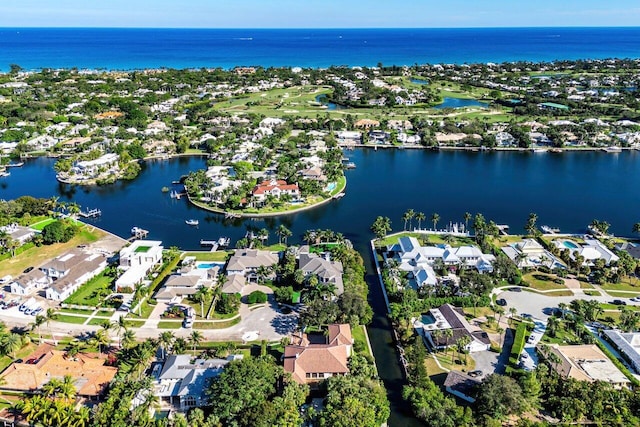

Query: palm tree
left=558, top=302, right=568, bottom=320
left=633, top=222, right=640, bottom=237
left=257, top=228, right=269, bottom=246
left=303, top=230, right=316, bottom=246
left=3, top=333, right=22, bottom=359
left=276, top=224, right=292, bottom=245
left=370, top=216, right=392, bottom=246
left=415, top=212, right=426, bottom=230
left=113, top=315, right=128, bottom=348
left=525, top=212, right=538, bottom=236
left=463, top=212, right=472, bottom=233
left=121, top=329, right=137, bottom=350
left=401, top=211, right=411, bottom=231
left=90, top=329, right=110, bottom=355
left=31, top=314, right=47, bottom=342
left=45, top=308, right=58, bottom=345
left=547, top=316, right=559, bottom=338
left=442, top=329, right=454, bottom=355
left=193, top=287, right=209, bottom=318
left=496, top=326, right=505, bottom=347
left=431, top=212, right=440, bottom=231
left=406, top=209, right=416, bottom=230
left=158, top=331, right=175, bottom=360
left=189, top=330, right=203, bottom=354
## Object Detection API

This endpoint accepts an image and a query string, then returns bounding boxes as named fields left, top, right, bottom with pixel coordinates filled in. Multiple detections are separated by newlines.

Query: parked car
left=509, top=287, right=522, bottom=292
left=468, top=370, right=483, bottom=378
left=612, top=299, right=627, bottom=306
left=183, top=317, right=194, bottom=328
left=23, top=266, right=34, bottom=274
left=496, top=298, right=507, bottom=306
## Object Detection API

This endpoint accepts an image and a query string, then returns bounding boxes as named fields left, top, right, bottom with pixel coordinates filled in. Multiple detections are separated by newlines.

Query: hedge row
left=508, top=323, right=528, bottom=370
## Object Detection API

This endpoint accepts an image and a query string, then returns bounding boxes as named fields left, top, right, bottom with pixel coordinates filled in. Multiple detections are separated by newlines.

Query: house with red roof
left=283, top=324, right=352, bottom=386
left=251, top=179, right=300, bottom=204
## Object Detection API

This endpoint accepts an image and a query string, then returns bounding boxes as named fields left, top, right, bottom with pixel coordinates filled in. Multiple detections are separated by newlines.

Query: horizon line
left=2, top=25, right=640, bottom=30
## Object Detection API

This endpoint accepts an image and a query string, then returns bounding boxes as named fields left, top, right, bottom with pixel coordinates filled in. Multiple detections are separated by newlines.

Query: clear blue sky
left=1, top=0, right=639, bottom=28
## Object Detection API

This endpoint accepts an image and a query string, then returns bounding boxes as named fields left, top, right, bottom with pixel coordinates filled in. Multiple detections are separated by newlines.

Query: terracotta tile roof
left=252, top=179, right=299, bottom=196
left=0, top=349, right=117, bottom=396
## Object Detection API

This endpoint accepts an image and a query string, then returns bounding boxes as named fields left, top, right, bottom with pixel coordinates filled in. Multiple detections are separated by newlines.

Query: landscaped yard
left=522, top=272, right=567, bottom=292
left=600, top=280, right=640, bottom=293
left=352, top=325, right=373, bottom=358
left=0, top=226, right=105, bottom=277
left=432, top=350, right=475, bottom=372
left=194, top=318, right=241, bottom=329
left=56, top=314, right=89, bottom=324
left=63, top=271, right=114, bottom=306
left=184, top=251, right=233, bottom=262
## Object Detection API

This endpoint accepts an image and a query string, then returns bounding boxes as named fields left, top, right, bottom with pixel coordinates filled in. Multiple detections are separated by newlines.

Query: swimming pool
left=325, top=182, right=337, bottom=192
left=196, top=262, right=224, bottom=269
left=421, top=313, right=436, bottom=325
left=563, top=240, right=579, bottom=249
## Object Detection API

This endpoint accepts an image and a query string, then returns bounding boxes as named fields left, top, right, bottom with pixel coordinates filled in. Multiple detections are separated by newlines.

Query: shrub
left=247, top=290, right=267, bottom=304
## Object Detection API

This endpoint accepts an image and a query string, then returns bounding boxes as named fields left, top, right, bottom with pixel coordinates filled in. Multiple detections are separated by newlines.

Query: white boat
left=0, top=171, right=10, bottom=177
left=603, top=146, right=622, bottom=153
left=531, top=148, right=547, bottom=153
left=541, top=225, right=560, bottom=234
left=185, top=219, right=199, bottom=226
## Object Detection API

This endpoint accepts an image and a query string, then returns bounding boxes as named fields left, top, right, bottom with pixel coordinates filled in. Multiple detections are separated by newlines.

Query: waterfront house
left=251, top=179, right=300, bottom=204
left=0, top=223, right=36, bottom=246
left=542, top=344, right=630, bottom=389
left=71, top=153, right=120, bottom=180
left=297, top=246, right=344, bottom=297
left=444, top=371, right=480, bottom=403
left=115, top=240, right=164, bottom=292
left=0, top=346, right=117, bottom=400
left=149, top=354, right=235, bottom=411
left=553, top=238, right=619, bottom=266
left=283, top=324, right=352, bottom=386
left=615, top=242, right=640, bottom=260
left=299, top=166, right=327, bottom=182
left=335, top=130, right=362, bottom=145
left=221, top=274, right=246, bottom=294
left=154, top=274, right=206, bottom=304
left=501, top=239, right=564, bottom=269
left=225, top=249, right=279, bottom=282
left=414, top=304, right=491, bottom=352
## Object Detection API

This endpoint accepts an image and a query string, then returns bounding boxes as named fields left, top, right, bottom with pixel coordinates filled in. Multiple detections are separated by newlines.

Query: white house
left=71, top=153, right=120, bottom=178
left=225, top=249, right=279, bottom=282
left=40, top=249, right=108, bottom=301
left=10, top=270, right=50, bottom=296
left=414, top=304, right=491, bottom=352
left=115, top=240, right=164, bottom=291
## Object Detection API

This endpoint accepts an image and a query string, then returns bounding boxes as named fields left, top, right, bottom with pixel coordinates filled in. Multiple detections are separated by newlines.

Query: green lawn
left=59, top=308, right=94, bottom=315
left=600, top=280, right=640, bottom=293
left=87, top=317, right=113, bottom=326
left=63, top=271, right=113, bottom=307
left=351, top=325, right=373, bottom=358
left=56, top=314, right=89, bottom=324
left=158, top=321, right=183, bottom=329
left=29, top=217, right=56, bottom=231
left=0, top=226, right=106, bottom=277
left=194, top=318, right=240, bottom=329
left=184, top=251, right=233, bottom=262
left=522, top=272, right=567, bottom=292
left=126, top=299, right=155, bottom=320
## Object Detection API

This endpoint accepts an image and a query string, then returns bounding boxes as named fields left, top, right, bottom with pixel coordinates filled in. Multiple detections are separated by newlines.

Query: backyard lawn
left=64, top=271, right=114, bottom=306
left=522, top=272, right=567, bottom=292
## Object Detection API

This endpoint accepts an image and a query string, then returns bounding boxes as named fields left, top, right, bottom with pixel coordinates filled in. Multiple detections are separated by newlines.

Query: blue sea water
left=1, top=27, right=639, bottom=71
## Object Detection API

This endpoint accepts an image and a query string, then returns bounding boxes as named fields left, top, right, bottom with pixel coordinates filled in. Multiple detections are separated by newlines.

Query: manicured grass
left=424, top=355, right=447, bottom=376
left=542, top=290, right=574, bottom=297
left=29, top=217, right=56, bottom=231
left=184, top=251, right=233, bottom=262
left=377, top=231, right=475, bottom=248
left=584, top=290, right=601, bottom=296
left=0, top=227, right=105, bottom=277
left=97, top=309, right=113, bottom=316
left=540, top=322, right=581, bottom=345
left=352, top=325, right=373, bottom=358
left=194, top=318, right=241, bottom=329
left=158, top=321, right=183, bottom=329
left=56, top=314, right=89, bottom=324
left=522, top=272, right=567, bottom=292
left=59, top=308, right=94, bottom=315
left=0, top=343, right=38, bottom=372
left=63, top=271, right=113, bottom=307
left=87, top=317, right=113, bottom=326
left=433, top=350, right=475, bottom=372
left=491, top=235, right=525, bottom=245
left=124, top=320, right=145, bottom=328
left=330, top=175, right=347, bottom=197
left=605, top=291, right=639, bottom=298
left=600, top=280, right=640, bottom=293
left=127, top=299, right=155, bottom=320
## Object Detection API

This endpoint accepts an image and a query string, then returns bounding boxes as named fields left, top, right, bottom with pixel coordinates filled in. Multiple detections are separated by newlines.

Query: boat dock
left=79, top=208, right=102, bottom=218
left=200, top=237, right=231, bottom=252
left=225, top=212, right=241, bottom=219
left=170, top=190, right=187, bottom=199
left=130, top=227, right=149, bottom=240
left=5, top=162, right=24, bottom=168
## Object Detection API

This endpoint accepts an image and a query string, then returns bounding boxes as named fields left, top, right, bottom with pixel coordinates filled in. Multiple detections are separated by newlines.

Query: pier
left=130, top=227, right=149, bottom=240
left=78, top=208, right=102, bottom=218
left=200, top=237, right=230, bottom=251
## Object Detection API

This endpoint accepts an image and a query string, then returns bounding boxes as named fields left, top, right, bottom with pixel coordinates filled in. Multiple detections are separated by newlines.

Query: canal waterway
left=3, top=149, right=640, bottom=426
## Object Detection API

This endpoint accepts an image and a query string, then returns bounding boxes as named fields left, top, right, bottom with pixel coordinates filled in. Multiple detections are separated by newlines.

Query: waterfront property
left=502, top=238, right=564, bottom=269
left=387, top=236, right=494, bottom=290
left=0, top=223, right=37, bottom=246
left=297, top=245, right=344, bottom=297
left=283, top=324, right=352, bottom=386
left=58, top=153, right=120, bottom=183
left=251, top=179, right=301, bottom=205
left=154, top=258, right=219, bottom=303
left=414, top=304, right=491, bottom=352
left=444, top=371, right=480, bottom=403
left=542, top=344, right=630, bottom=389
left=10, top=269, right=50, bottom=296
left=225, top=249, right=279, bottom=282
left=552, top=237, right=619, bottom=266
left=115, top=240, right=164, bottom=291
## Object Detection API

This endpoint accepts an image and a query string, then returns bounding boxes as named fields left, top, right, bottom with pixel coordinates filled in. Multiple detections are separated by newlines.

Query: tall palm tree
left=463, top=212, right=472, bottom=232
left=193, top=287, right=208, bottom=318
left=371, top=216, right=392, bottom=246
left=189, top=330, right=203, bottom=354
left=276, top=224, right=292, bottom=245
left=91, top=329, right=110, bottom=355
left=257, top=228, right=269, bottom=247
left=3, top=333, right=22, bottom=359
left=633, top=222, right=640, bottom=237
left=401, top=211, right=411, bottom=231
left=121, top=329, right=137, bottom=350
left=431, top=212, right=440, bottom=231
left=112, top=315, right=128, bottom=348
left=158, top=331, right=175, bottom=360
left=45, top=308, right=58, bottom=345
left=415, top=212, right=426, bottom=230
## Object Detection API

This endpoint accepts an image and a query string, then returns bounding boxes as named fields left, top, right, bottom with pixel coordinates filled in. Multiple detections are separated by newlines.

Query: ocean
left=1, top=27, right=639, bottom=71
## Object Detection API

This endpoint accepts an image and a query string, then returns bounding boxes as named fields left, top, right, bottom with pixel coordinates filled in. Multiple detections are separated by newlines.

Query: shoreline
left=339, top=143, right=636, bottom=152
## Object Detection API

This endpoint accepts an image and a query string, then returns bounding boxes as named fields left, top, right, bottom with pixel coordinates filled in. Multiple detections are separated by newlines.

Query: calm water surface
left=3, top=149, right=640, bottom=426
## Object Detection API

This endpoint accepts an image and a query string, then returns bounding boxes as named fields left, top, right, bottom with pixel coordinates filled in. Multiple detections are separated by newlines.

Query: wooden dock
left=130, top=227, right=149, bottom=240
left=79, top=208, right=102, bottom=218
